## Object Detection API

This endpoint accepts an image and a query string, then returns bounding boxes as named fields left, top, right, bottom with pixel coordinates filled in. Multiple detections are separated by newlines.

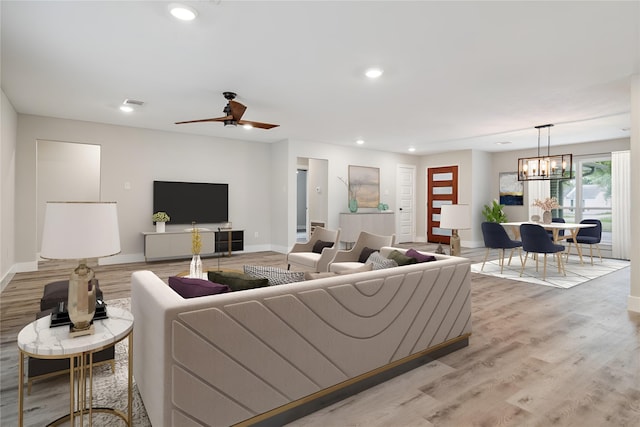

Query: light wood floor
left=2, top=244, right=639, bottom=426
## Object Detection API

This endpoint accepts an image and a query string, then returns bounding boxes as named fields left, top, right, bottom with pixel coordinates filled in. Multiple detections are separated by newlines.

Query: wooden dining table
left=501, top=221, right=597, bottom=265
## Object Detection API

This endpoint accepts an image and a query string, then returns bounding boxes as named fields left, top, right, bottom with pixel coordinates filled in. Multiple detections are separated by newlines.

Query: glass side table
left=17, top=306, right=134, bottom=426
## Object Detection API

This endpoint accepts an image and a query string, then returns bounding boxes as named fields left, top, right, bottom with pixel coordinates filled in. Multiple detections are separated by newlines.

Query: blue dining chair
left=481, top=222, right=522, bottom=273
left=547, top=217, right=565, bottom=240
left=520, top=223, right=566, bottom=280
left=565, top=219, right=602, bottom=265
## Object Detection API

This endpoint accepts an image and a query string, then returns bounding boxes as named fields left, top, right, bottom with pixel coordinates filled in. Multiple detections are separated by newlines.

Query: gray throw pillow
left=244, top=265, right=305, bottom=286
left=365, top=252, right=398, bottom=270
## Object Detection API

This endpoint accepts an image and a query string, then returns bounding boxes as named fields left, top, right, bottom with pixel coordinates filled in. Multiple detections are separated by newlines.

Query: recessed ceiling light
left=168, top=3, right=198, bottom=21
left=356, top=139, right=365, bottom=145
left=243, top=124, right=253, bottom=130
left=119, top=98, right=144, bottom=113
left=365, top=68, right=383, bottom=79
left=408, top=147, right=416, bottom=152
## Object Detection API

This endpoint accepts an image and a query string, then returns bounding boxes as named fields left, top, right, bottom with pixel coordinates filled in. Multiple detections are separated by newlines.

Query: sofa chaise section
left=131, top=250, right=471, bottom=427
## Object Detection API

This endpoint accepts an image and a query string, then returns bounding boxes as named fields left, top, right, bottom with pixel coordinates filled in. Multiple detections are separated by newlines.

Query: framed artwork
left=499, top=172, right=524, bottom=206
left=348, top=165, right=380, bottom=208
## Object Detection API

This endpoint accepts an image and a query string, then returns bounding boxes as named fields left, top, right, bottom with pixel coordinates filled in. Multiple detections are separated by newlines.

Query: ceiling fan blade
left=228, top=100, right=247, bottom=121
left=238, top=120, right=280, bottom=130
left=175, top=115, right=232, bottom=124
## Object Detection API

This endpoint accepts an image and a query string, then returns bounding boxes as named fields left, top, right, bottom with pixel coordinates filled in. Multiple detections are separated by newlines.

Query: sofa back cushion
left=168, top=276, right=230, bottom=298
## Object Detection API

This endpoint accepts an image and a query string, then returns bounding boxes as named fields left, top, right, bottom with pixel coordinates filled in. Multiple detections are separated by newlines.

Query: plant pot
left=156, top=222, right=166, bottom=233
left=542, top=211, right=552, bottom=224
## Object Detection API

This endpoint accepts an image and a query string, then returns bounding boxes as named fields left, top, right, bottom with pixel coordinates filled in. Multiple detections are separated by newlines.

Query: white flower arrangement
left=532, top=197, right=559, bottom=212
left=152, top=211, right=170, bottom=222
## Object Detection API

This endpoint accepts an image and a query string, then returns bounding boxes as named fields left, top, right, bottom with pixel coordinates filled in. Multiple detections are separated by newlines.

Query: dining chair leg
left=543, top=253, right=547, bottom=280
left=507, top=248, right=514, bottom=266
left=589, top=244, right=594, bottom=265
left=535, top=252, right=539, bottom=272
left=596, top=244, right=602, bottom=263
left=556, top=250, right=566, bottom=276
left=499, top=249, right=505, bottom=274
left=481, top=248, right=491, bottom=271
left=520, top=252, right=529, bottom=277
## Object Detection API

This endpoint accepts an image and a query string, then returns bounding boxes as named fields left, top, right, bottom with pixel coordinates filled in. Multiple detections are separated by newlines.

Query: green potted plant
left=152, top=211, right=170, bottom=232
left=481, top=200, right=507, bottom=223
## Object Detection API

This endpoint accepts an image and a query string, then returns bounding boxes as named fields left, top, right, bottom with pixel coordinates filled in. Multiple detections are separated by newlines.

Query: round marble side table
left=17, top=306, right=134, bottom=426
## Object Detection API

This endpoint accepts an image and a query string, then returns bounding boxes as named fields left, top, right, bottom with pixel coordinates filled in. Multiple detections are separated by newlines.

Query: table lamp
left=439, top=204, right=471, bottom=256
left=40, top=202, right=120, bottom=336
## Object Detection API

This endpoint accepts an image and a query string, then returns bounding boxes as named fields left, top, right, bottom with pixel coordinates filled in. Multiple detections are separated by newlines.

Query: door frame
left=427, top=165, right=458, bottom=244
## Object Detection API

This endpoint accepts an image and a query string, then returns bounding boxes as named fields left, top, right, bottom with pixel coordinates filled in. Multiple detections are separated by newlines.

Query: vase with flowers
left=152, top=211, right=170, bottom=232
left=189, top=222, right=203, bottom=278
left=532, top=197, right=559, bottom=223
left=338, top=176, right=359, bottom=213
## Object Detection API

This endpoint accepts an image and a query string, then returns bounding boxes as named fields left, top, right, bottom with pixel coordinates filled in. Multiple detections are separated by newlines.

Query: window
left=552, top=155, right=611, bottom=245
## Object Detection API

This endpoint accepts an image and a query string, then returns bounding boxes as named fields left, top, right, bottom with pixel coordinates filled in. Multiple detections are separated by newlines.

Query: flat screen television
left=153, top=181, right=228, bottom=225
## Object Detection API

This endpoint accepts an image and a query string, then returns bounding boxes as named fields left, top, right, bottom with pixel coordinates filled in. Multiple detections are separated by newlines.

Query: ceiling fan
left=175, top=92, right=279, bottom=129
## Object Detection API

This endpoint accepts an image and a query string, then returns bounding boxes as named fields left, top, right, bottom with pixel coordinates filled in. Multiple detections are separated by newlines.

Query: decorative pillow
left=335, top=262, right=373, bottom=275
left=168, top=276, right=230, bottom=299
left=406, top=248, right=437, bottom=263
left=358, top=247, right=378, bottom=263
left=243, top=265, right=305, bottom=286
left=387, top=250, right=418, bottom=266
left=207, top=270, right=269, bottom=292
left=365, top=252, right=398, bottom=270
left=312, top=240, right=334, bottom=254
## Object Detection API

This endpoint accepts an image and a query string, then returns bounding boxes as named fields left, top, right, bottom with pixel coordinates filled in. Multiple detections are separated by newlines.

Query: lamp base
left=69, top=323, right=95, bottom=338
left=450, top=230, right=461, bottom=256
left=68, top=259, right=97, bottom=333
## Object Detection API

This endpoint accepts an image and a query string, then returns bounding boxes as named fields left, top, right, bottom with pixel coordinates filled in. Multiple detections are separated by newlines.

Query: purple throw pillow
left=168, top=276, right=230, bottom=299
left=406, top=248, right=437, bottom=263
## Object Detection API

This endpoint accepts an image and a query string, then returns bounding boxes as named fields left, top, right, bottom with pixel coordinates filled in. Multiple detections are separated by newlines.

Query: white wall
left=491, top=138, right=630, bottom=222
left=288, top=139, right=419, bottom=249
left=1, top=90, right=18, bottom=288
left=419, top=150, right=475, bottom=245
left=15, top=115, right=275, bottom=265
left=307, top=158, right=328, bottom=228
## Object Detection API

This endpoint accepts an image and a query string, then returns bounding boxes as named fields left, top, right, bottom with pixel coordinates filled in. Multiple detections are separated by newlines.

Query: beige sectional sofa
left=131, top=247, right=472, bottom=427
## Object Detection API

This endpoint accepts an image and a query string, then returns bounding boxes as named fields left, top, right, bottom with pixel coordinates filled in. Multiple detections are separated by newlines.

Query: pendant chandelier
left=517, top=124, right=573, bottom=181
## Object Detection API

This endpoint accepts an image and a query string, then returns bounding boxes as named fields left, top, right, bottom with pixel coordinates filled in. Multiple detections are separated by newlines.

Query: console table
left=339, top=212, right=395, bottom=245
left=142, top=229, right=215, bottom=261
left=17, top=307, right=134, bottom=426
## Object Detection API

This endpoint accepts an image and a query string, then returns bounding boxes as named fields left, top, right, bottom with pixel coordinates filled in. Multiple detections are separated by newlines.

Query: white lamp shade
left=439, top=204, right=471, bottom=230
left=41, top=202, right=121, bottom=260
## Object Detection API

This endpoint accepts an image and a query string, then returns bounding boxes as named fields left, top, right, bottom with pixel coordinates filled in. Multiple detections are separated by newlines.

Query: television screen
left=153, top=181, right=228, bottom=225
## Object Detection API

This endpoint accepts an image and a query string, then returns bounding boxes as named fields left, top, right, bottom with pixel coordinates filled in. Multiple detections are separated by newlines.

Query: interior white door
left=396, top=164, right=416, bottom=243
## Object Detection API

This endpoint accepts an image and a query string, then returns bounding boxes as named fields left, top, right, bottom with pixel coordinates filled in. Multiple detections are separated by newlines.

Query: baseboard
left=234, top=334, right=470, bottom=427
left=628, top=295, right=640, bottom=313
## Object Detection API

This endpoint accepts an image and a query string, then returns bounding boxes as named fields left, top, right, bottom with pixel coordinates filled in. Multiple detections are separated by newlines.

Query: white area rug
left=471, top=256, right=629, bottom=289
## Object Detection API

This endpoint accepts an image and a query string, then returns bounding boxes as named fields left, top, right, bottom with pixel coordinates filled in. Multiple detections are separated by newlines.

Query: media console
left=142, top=230, right=244, bottom=261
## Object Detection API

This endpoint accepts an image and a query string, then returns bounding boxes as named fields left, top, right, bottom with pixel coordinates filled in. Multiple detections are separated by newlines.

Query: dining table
left=501, top=221, right=597, bottom=265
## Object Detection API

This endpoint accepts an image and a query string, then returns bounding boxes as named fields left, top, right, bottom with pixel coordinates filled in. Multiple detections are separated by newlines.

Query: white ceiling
left=2, top=1, right=639, bottom=155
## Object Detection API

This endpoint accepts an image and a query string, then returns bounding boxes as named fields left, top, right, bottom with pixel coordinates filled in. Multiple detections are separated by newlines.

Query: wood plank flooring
left=2, top=244, right=639, bottom=426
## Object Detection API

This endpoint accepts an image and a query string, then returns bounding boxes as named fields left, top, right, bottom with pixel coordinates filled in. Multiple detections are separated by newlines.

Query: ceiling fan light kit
left=175, top=92, right=279, bottom=130
left=517, top=124, right=573, bottom=181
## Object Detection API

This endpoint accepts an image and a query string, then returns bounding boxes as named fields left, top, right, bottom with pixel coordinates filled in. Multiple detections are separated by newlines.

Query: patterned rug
left=21, top=297, right=151, bottom=427
left=471, top=255, right=629, bottom=289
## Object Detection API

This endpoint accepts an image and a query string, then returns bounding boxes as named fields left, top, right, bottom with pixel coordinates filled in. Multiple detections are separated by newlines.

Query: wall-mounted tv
left=153, top=181, right=228, bottom=225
